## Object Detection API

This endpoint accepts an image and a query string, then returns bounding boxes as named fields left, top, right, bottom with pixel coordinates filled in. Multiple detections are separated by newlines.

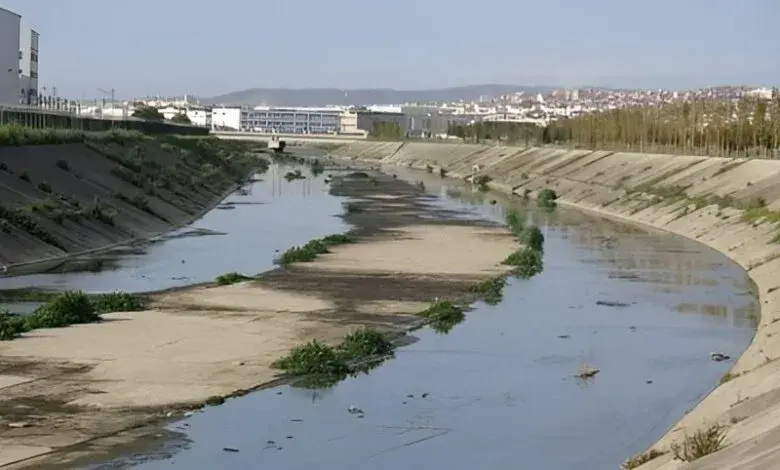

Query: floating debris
left=223, top=447, right=240, bottom=453
left=710, top=352, right=731, bottom=362
left=596, top=300, right=630, bottom=307
left=347, top=405, right=364, bottom=415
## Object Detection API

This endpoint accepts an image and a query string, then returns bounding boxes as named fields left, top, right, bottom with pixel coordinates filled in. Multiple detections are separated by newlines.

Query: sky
left=2, top=0, right=778, bottom=99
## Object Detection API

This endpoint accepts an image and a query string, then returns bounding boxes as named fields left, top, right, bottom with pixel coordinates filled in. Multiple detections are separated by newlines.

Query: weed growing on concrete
left=469, top=275, right=508, bottom=305
left=0, top=161, right=7, bottom=172
left=622, top=449, right=665, bottom=469
left=0, top=205, right=66, bottom=250
left=215, top=272, right=253, bottom=285
left=37, top=181, right=53, bottom=193
left=25, top=291, right=101, bottom=329
left=18, top=170, right=30, bottom=182
left=345, top=202, right=363, bottom=213
left=670, top=424, right=727, bottom=462
left=537, top=188, right=558, bottom=208
left=84, top=198, right=115, bottom=226
left=0, top=219, right=10, bottom=233
left=417, top=300, right=465, bottom=334
left=277, top=233, right=354, bottom=265
left=91, top=291, right=146, bottom=313
left=55, top=159, right=70, bottom=171
left=503, top=247, right=543, bottom=278
left=519, top=226, right=545, bottom=252
left=473, top=175, right=492, bottom=188
left=310, top=160, right=325, bottom=176
left=347, top=171, right=370, bottom=179
left=720, top=371, right=739, bottom=384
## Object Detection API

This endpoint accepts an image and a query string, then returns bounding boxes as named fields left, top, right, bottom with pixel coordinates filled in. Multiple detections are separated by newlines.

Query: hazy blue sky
left=2, top=0, right=778, bottom=99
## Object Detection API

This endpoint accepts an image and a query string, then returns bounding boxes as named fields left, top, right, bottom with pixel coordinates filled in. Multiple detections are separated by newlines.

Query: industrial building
left=240, top=106, right=342, bottom=134
left=0, top=7, right=21, bottom=105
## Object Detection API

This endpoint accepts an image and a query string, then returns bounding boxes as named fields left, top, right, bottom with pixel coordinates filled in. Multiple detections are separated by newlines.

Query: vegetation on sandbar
left=277, top=233, right=354, bottom=265
left=215, top=271, right=254, bottom=285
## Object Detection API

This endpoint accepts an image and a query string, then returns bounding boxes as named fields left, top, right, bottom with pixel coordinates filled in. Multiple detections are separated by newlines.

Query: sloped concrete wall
left=338, top=141, right=780, bottom=469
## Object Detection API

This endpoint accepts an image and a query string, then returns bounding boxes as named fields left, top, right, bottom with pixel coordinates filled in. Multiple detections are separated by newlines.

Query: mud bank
left=331, top=141, right=780, bottom=468
left=0, top=173, right=517, bottom=469
left=0, top=137, right=259, bottom=270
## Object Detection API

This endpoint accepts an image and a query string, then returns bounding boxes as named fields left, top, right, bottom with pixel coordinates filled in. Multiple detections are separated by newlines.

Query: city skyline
left=2, top=0, right=778, bottom=99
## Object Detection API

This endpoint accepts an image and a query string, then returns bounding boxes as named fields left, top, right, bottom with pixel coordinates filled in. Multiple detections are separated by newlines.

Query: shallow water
left=0, top=164, right=348, bottom=299
left=81, top=169, right=755, bottom=470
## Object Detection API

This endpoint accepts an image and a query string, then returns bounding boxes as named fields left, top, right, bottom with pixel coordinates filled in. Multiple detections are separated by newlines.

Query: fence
left=0, top=104, right=210, bottom=136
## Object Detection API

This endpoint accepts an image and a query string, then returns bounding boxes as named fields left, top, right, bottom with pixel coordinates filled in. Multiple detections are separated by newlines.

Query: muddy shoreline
left=0, top=171, right=519, bottom=469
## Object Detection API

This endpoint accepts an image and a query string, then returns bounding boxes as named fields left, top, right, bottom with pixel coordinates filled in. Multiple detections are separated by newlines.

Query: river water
left=1, top=163, right=756, bottom=470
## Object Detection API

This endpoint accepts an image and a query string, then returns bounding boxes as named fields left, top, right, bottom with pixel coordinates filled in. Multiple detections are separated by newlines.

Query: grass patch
left=537, top=188, right=558, bottom=208
left=469, top=275, right=507, bottom=305
left=473, top=175, right=492, bottom=190
left=337, top=327, right=394, bottom=359
left=37, top=181, right=53, bottom=193
left=215, top=272, right=253, bottom=285
left=720, top=371, right=739, bottom=384
left=18, top=170, right=30, bottom=183
left=277, top=233, right=354, bottom=265
left=284, top=169, right=305, bottom=181
left=55, top=159, right=70, bottom=171
left=0, top=287, right=60, bottom=302
left=310, top=160, right=325, bottom=176
left=271, top=340, right=350, bottom=376
left=417, top=300, right=465, bottom=334
left=503, top=247, right=544, bottom=278
left=712, top=161, right=743, bottom=177
left=622, top=449, right=665, bottom=469
left=670, top=424, right=727, bottom=462
left=0, top=205, right=66, bottom=250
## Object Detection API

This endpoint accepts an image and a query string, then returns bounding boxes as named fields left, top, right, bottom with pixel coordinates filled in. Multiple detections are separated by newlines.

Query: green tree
left=132, top=105, right=164, bottom=121
left=170, top=113, right=191, bottom=124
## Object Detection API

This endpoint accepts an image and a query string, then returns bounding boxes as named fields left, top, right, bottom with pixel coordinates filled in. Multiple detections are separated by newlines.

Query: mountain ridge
left=201, top=84, right=561, bottom=106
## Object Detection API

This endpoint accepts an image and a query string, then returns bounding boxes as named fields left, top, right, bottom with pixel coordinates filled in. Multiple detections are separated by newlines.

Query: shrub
left=0, top=312, right=29, bottom=341
left=310, top=160, right=325, bottom=176
left=537, top=188, right=558, bottom=208
left=469, top=276, right=507, bottom=305
left=519, top=226, right=544, bottom=251
left=271, top=340, right=350, bottom=376
left=0, top=161, right=7, bottom=171
left=55, top=160, right=70, bottom=171
left=321, top=234, right=353, bottom=244
left=25, top=291, right=100, bottom=329
left=0, top=219, right=11, bottom=233
left=503, top=247, right=543, bottom=278
left=37, top=181, right=53, bottom=193
left=622, top=449, right=665, bottom=469
left=84, top=198, right=115, bottom=226
left=19, top=170, right=30, bottom=182
left=417, top=300, right=465, bottom=334
left=670, top=424, right=727, bottom=462
left=284, top=169, right=305, bottom=181
left=215, top=272, right=252, bottom=285
left=337, top=328, right=394, bottom=360
left=91, top=291, right=146, bottom=313
left=347, top=171, right=370, bottom=178
left=345, top=202, right=363, bottom=213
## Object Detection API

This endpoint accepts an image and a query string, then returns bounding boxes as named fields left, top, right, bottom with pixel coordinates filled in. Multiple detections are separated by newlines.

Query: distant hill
left=202, top=85, right=555, bottom=107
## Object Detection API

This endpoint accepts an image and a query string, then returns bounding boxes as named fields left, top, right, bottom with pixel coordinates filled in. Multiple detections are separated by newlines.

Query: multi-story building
left=19, top=27, right=39, bottom=105
left=240, top=106, right=341, bottom=134
left=211, top=107, right=241, bottom=130
left=0, top=7, right=21, bottom=105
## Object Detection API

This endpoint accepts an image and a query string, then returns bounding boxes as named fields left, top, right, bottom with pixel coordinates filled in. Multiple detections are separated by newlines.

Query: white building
left=0, top=7, right=21, bottom=105
left=158, top=106, right=210, bottom=127
left=18, top=27, right=39, bottom=105
left=211, top=107, right=241, bottom=131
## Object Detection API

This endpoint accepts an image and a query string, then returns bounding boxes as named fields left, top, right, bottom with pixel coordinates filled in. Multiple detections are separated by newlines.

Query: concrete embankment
left=332, top=141, right=780, bottom=469
left=0, top=138, right=254, bottom=269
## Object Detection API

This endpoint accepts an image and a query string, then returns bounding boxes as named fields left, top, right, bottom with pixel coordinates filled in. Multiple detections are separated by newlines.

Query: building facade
left=240, top=106, right=341, bottom=134
left=211, top=107, right=241, bottom=130
left=19, top=27, right=39, bottom=105
left=356, top=110, right=407, bottom=135
left=0, top=7, right=21, bottom=105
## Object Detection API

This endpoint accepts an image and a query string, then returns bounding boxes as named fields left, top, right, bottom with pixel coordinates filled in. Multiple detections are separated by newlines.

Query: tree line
left=449, top=94, right=780, bottom=158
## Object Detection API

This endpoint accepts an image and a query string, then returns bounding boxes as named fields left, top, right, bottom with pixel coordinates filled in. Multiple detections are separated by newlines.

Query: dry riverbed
left=0, top=172, right=517, bottom=468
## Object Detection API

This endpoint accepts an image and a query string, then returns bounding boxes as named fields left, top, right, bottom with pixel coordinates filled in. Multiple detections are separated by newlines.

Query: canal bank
left=332, top=141, right=780, bottom=469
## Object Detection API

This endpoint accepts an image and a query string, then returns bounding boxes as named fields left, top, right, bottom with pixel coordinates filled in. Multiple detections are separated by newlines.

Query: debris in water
left=575, top=362, right=600, bottom=379
left=266, top=440, right=275, bottom=445
left=422, top=393, right=429, bottom=398
left=646, top=380, right=653, bottom=384
left=596, top=300, right=630, bottom=307
left=287, top=436, right=294, bottom=439
left=223, top=447, right=240, bottom=453
left=406, top=394, right=414, bottom=398
left=289, top=418, right=303, bottom=422
left=629, top=326, right=637, bottom=331
left=347, top=405, right=364, bottom=414
left=558, top=335, right=571, bottom=339
left=276, top=391, right=283, bottom=395
left=710, top=352, right=731, bottom=362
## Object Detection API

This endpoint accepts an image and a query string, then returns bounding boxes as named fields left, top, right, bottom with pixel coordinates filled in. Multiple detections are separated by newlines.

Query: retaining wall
left=336, top=140, right=780, bottom=469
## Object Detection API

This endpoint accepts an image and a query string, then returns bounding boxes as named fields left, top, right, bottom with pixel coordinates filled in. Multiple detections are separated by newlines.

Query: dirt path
left=0, top=172, right=517, bottom=468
